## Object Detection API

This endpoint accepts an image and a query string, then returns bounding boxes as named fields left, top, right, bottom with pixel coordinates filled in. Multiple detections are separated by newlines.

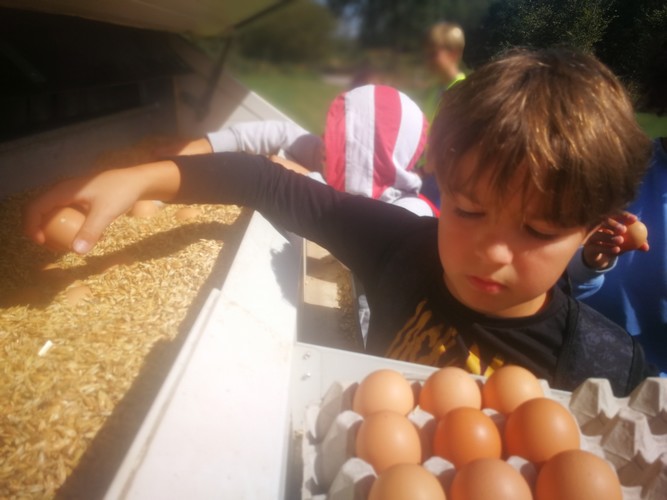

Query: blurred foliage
left=327, top=0, right=493, bottom=51
left=323, top=0, right=666, bottom=112
left=470, top=0, right=666, bottom=111
left=235, top=0, right=335, bottom=64
left=198, top=0, right=666, bottom=112
left=474, top=0, right=614, bottom=56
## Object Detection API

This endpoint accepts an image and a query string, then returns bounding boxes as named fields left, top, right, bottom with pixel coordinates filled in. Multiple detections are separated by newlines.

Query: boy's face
left=428, top=47, right=460, bottom=82
left=438, top=150, right=590, bottom=318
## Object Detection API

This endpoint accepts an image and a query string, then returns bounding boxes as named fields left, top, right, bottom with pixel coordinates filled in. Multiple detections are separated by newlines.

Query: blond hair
left=428, top=48, right=651, bottom=228
left=426, top=22, right=465, bottom=52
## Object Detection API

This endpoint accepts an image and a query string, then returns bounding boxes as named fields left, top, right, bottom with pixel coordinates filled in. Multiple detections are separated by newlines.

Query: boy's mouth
left=467, top=275, right=506, bottom=294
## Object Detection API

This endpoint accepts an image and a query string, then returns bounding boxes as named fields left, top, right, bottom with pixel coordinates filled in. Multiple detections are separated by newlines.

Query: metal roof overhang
left=0, top=0, right=288, bottom=35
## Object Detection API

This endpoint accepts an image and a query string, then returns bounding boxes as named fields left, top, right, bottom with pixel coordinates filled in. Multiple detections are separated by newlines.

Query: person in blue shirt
left=568, top=137, right=667, bottom=372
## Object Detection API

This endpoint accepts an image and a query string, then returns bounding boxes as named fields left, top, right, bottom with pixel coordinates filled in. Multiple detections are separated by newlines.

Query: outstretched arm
left=24, top=153, right=417, bottom=285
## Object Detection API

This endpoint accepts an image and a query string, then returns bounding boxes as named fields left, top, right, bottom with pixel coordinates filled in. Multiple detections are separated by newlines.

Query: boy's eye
left=454, top=207, right=485, bottom=219
left=524, top=224, right=558, bottom=241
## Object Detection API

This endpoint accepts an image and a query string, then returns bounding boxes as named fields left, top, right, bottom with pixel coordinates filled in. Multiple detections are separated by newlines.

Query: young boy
left=422, top=22, right=466, bottom=121
left=420, top=22, right=468, bottom=210
left=25, top=49, right=654, bottom=396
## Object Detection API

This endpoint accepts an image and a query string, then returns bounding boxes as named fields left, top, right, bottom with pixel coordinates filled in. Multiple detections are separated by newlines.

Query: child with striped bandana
left=159, top=84, right=438, bottom=217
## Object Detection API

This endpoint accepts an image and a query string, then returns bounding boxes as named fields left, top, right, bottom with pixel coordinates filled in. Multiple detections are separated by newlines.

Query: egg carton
left=300, top=377, right=667, bottom=500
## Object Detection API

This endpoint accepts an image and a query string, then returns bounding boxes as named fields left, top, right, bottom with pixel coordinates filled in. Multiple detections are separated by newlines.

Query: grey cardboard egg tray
left=300, top=376, right=667, bottom=500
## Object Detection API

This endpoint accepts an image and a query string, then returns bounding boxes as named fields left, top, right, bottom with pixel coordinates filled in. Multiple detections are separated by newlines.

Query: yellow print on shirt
left=385, top=300, right=506, bottom=376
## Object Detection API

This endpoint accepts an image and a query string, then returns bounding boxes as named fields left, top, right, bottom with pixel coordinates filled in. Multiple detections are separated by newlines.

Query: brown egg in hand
left=42, top=206, right=86, bottom=252
left=619, top=220, right=648, bottom=251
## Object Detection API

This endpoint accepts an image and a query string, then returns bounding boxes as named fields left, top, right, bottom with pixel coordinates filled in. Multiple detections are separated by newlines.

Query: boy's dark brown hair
left=428, top=48, right=652, bottom=228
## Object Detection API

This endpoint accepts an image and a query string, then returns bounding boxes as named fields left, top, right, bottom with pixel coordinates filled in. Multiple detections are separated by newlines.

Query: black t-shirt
left=174, top=152, right=653, bottom=396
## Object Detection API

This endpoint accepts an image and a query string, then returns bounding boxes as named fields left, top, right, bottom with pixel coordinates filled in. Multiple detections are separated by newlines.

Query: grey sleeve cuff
left=206, top=130, right=240, bottom=153
left=567, top=247, right=618, bottom=283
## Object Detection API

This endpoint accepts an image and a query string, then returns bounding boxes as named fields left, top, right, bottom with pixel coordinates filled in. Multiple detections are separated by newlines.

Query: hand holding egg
left=618, top=219, right=648, bottom=252
left=41, top=206, right=86, bottom=252
left=583, top=213, right=648, bottom=269
left=25, top=162, right=175, bottom=254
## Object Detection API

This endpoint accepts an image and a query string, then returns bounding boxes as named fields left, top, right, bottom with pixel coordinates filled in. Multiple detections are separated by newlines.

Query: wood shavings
left=0, top=138, right=243, bottom=498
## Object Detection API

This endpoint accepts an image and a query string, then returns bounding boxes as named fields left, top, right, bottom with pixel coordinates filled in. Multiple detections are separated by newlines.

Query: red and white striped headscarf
left=323, top=85, right=428, bottom=202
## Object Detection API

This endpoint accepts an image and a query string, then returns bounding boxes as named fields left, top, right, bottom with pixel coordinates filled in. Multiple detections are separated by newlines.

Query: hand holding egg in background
left=583, top=212, right=649, bottom=270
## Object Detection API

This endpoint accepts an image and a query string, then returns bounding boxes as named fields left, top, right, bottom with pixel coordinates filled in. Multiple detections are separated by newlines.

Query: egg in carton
left=300, top=376, right=667, bottom=500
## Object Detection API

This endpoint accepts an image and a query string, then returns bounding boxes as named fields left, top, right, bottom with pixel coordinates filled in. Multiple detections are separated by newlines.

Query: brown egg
left=536, top=450, right=622, bottom=500
left=130, top=200, right=162, bottom=218
left=65, top=285, right=92, bottom=306
left=42, top=206, right=86, bottom=252
left=505, top=397, right=580, bottom=464
left=482, top=365, right=543, bottom=415
left=352, top=369, right=415, bottom=416
left=368, top=464, right=446, bottom=500
left=419, top=367, right=481, bottom=418
left=433, top=407, right=502, bottom=467
left=450, top=458, right=532, bottom=500
left=355, top=411, right=421, bottom=474
left=619, top=220, right=648, bottom=251
left=175, top=206, right=202, bottom=221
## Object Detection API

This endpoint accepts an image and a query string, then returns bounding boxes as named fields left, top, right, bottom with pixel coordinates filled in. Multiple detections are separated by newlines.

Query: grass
left=232, top=65, right=667, bottom=139
left=231, top=67, right=342, bottom=134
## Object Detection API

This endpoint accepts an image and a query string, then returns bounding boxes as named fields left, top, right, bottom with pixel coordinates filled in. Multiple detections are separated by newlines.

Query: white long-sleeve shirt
left=207, top=120, right=323, bottom=172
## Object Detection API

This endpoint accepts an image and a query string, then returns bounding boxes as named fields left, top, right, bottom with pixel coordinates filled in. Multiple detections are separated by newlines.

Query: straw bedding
left=0, top=140, right=242, bottom=498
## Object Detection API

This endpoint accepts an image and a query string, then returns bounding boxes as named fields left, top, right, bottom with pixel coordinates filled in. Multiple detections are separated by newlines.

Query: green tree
left=479, top=0, right=615, bottom=56
left=475, top=0, right=666, bottom=109
left=327, top=0, right=494, bottom=51
left=597, top=1, right=667, bottom=104
left=237, top=0, right=335, bottom=63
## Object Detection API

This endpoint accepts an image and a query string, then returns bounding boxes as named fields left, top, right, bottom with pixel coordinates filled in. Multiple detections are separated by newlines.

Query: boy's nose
left=477, top=234, right=514, bottom=265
